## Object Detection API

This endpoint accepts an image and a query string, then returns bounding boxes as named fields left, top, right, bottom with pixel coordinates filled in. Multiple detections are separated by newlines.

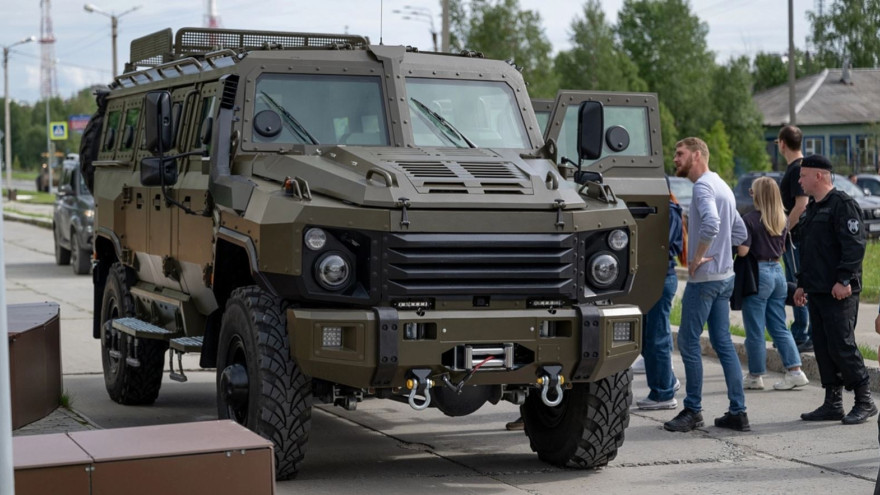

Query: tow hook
left=537, top=365, right=565, bottom=407
left=406, top=369, right=434, bottom=410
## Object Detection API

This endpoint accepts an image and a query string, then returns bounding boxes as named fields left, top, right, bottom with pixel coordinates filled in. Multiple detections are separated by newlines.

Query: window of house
left=830, top=136, right=850, bottom=170
left=803, top=136, right=823, bottom=156
left=856, top=135, right=877, bottom=173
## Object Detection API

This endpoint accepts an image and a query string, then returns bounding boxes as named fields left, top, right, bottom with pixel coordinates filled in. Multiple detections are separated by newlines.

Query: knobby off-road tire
left=71, top=233, right=91, bottom=275
left=54, top=225, right=71, bottom=265
left=216, top=286, right=312, bottom=480
left=99, top=262, right=167, bottom=405
left=522, top=369, right=632, bottom=468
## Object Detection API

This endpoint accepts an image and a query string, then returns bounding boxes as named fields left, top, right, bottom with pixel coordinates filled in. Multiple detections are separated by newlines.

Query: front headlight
left=588, top=253, right=619, bottom=288
left=83, top=209, right=94, bottom=218
left=315, top=253, right=351, bottom=291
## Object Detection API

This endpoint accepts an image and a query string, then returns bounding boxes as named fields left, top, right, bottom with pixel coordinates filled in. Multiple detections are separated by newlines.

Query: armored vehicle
left=84, top=27, right=668, bottom=479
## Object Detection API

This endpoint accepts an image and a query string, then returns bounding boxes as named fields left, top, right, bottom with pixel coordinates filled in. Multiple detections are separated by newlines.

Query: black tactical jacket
left=797, top=188, right=865, bottom=294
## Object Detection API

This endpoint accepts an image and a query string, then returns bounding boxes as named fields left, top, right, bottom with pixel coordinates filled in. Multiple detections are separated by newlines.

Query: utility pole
left=788, top=0, right=796, bottom=125
left=441, top=0, right=450, bottom=52
left=84, top=3, right=141, bottom=78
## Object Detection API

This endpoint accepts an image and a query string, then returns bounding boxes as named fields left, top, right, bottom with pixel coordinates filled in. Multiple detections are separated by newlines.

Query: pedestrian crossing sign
left=50, top=121, right=68, bottom=141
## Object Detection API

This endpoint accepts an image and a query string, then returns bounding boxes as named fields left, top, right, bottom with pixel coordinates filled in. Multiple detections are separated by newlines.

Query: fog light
left=305, top=228, right=327, bottom=250
left=612, top=321, right=633, bottom=342
left=607, top=229, right=628, bottom=251
left=322, top=326, right=342, bottom=348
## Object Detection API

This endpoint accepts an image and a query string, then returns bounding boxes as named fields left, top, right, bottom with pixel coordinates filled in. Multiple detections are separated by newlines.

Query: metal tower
left=40, top=0, right=57, bottom=98
left=205, top=0, right=221, bottom=28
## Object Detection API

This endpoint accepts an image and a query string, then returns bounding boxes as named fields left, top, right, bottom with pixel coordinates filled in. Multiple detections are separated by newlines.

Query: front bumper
left=288, top=304, right=641, bottom=389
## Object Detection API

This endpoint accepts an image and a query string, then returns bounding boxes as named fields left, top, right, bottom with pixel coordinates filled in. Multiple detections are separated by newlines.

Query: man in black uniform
left=793, top=154, right=877, bottom=424
left=778, top=125, right=812, bottom=352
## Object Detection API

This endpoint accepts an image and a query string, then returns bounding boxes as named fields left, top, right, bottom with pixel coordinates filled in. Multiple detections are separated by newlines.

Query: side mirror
left=57, top=184, right=73, bottom=196
left=140, top=157, right=178, bottom=187
left=144, top=91, right=173, bottom=154
left=576, top=101, right=604, bottom=161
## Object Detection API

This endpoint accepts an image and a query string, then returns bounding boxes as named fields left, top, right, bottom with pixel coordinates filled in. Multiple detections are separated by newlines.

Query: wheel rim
left=220, top=336, right=250, bottom=424
left=103, top=296, right=122, bottom=377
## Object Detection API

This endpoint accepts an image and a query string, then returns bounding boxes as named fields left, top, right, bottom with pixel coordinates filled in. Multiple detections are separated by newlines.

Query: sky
left=1, top=0, right=812, bottom=105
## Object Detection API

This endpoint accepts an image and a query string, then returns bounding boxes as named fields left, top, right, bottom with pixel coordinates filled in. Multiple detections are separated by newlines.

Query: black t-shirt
left=780, top=158, right=804, bottom=214
left=742, top=210, right=786, bottom=260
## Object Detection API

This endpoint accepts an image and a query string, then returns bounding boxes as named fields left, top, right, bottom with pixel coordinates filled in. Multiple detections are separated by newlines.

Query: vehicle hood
left=250, top=146, right=586, bottom=210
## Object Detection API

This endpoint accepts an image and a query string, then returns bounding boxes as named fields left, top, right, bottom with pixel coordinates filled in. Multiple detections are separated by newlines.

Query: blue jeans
left=678, top=276, right=746, bottom=414
left=742, top=262, right=802, bottom=374
left=783, top=242, right=811, bottom=343
left=642, top=273, right=678, bottom=401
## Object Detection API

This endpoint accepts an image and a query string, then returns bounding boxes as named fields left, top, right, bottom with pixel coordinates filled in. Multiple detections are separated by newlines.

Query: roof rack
left=128, top=27, right=370, bottom=71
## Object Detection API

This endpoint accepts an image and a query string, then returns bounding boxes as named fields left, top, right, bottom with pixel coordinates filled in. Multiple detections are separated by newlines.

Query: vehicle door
left=543, top=91, right=669, bottom=313
left=56, top=165, right=76, bottom=246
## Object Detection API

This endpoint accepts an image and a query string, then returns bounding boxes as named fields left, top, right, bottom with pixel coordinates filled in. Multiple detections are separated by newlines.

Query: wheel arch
left=92, top=229, right=122, bottom=338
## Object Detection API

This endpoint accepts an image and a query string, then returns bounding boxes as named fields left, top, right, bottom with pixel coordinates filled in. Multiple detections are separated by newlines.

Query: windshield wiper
left=259, top=91, right=319, bottom=145
left=409, top=98, right=476, bottom=148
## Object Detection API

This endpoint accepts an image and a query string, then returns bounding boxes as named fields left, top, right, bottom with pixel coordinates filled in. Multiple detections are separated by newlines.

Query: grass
left=862, top=241, right=880, bottom=303
left=1, top=188, right=56, bottom=205
left=59, top=390, right=72, bottom=409
left=12, top=170, right=38, bottom=181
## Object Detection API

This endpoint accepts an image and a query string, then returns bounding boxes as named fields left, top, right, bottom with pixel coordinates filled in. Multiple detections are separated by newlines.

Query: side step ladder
left=168, top=336, right=204, bottom=383
left=110, top=317, right=175, bottom=368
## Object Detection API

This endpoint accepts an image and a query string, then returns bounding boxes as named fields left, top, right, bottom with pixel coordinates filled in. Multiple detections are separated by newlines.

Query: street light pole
left=3, top=36, right=35, bottom=199
left=394, top=6, right=438, bottom=52
left=83, top=3, right=141, bottom=78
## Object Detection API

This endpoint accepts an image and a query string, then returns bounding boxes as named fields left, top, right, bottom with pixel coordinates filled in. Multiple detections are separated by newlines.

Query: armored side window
left=120, top=108, right=141, bottom=151
left=103, top=110, right=122, bottom=151
left=556, top=105, right=650, bottom=166
left=170, top=101, right=183, bottom=148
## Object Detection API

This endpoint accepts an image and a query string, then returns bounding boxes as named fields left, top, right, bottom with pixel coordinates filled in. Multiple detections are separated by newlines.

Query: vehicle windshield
left=252, top=74, right=390, bottom=146
left=405, top=78, right=530, bottom=149
left=833, top=174, right=866, bottom=197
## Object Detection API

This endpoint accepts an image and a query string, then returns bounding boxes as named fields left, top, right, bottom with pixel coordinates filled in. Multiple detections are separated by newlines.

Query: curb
left=3, top=210, right=52, bottom=229
left=674, top=328, right=880, bottom=393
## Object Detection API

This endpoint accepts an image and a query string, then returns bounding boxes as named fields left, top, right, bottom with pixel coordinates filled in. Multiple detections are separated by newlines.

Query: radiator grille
left=383, top=233, right=578, bottom=297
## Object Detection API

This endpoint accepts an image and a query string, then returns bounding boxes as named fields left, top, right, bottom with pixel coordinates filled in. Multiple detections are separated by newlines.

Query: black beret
left=802, top=154, right=832, bottom=171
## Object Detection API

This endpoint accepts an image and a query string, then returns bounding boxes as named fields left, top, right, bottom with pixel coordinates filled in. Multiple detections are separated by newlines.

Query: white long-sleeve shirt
left=688, top=171, right=747, bottom=282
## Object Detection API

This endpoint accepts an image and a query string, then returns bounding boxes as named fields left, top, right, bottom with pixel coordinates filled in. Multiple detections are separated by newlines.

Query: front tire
left=99, top=262, right=167, bottom=405
left=54, top=225, right=70, bottom=265
left=522, top=369, right=632, bottom=469
left=216, top=286, right=312, bottom=480
left=71, top=232, right=91, bottom=275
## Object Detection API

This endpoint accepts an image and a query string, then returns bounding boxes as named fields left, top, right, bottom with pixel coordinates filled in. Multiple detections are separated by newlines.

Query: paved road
left=5, top=218, right=880, bottom=493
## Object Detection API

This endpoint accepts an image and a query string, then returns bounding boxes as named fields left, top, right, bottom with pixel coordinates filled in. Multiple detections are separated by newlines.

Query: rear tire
left=522, top=369, right=632, bottom=468
left=71, top=232, right=91, bottom=275
left=216, top=286, right=312, bottom=480
left=54, top=225, right=70, bottom=265
left=99, top=262, right=167, bottom=405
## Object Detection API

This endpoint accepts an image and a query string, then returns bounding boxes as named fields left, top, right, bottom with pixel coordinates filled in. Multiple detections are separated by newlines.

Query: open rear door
left=543, top=91, right=670, bottom=313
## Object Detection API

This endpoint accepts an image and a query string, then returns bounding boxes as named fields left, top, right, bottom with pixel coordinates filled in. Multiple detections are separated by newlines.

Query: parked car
left=733, top=171, right=782, bottom=216
left=856, top=174, right=880, bottom=196
left=667, top=175, right=693, bottom=211
left=53, top=160, right=94, bottom=274
left=733, top=170, right=880, bottom=238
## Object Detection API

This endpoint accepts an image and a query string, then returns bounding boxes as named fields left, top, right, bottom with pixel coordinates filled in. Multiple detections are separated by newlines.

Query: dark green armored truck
left=84, top=27, right=668, bottom=479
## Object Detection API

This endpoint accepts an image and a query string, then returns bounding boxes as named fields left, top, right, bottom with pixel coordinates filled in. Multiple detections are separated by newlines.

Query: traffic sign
left=50, top=121, right=68, bottom=141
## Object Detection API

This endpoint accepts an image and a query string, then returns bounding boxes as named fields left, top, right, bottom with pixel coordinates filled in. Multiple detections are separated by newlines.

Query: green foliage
left=456, top=0, right=557, bottom=97
left=752, top=50, right=826, bottom=93
left=659, top=101, right=679, bottom=173
left=617, top=0, right=715, bottom=138
left=808, top=0, right=880, bottom=68
left=554, top=0, right=647, bottom=93
left=702, top=120, right=735, bottom=182
left=2, top=87, right=98, bottom=172
left=712, top=57, right=771, bottom=172
left=862, top=241, right=880, bottom=303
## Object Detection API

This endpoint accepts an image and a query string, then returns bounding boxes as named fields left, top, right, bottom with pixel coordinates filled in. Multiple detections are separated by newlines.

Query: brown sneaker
left=505, top=416, right=523, bottom=430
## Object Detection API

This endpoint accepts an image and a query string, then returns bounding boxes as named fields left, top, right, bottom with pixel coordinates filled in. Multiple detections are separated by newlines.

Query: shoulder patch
left=847, top=218, right=860, bottom=234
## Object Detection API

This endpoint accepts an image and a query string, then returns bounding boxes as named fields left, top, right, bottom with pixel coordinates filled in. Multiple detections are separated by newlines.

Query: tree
left=554, top=0, right=646, bottom=92
left=702, top=120, right=735, bottom=183
left=808, top=0, right=880, bottom=68
left=751, top=50, right=826, bottom=93
left=616, top=0, right=715, bottom=138
left=446, top=0, right=557, bottom=97
left=712, top=57, right=770, bottom=172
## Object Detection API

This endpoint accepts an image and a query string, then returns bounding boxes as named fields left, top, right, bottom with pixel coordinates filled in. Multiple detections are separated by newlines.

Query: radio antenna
left=380, top=0, right=384, bottom=45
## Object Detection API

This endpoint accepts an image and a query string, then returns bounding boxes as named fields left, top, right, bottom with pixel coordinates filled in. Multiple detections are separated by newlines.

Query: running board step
left=112, top=317, right=176, bottom=340
left=168, top=336, right=204, bottom=382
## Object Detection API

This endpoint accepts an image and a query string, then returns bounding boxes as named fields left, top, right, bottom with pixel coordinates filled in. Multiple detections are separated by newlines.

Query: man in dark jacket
left=792, top=154, right=877, bottom=424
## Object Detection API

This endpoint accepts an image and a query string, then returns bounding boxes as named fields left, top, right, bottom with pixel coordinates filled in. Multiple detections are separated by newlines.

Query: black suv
left=53, top=161, right=94, bottom=274
left=734, top=170, right=880, bottom=238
